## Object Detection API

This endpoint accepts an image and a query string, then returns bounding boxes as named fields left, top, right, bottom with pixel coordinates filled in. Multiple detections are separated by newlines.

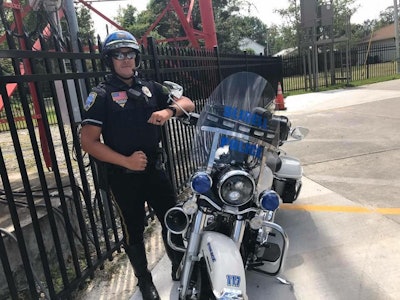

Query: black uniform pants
left=108, top=167, right=176, bottom=246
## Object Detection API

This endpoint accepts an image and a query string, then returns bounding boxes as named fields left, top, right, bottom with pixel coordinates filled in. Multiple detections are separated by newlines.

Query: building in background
left=239, top=38, right=267, bottom=55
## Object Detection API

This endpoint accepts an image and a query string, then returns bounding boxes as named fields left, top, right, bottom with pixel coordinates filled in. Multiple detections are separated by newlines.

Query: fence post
left=214, top=46, right=222, bottom=82
left=146, top=36, right=178, bottom=194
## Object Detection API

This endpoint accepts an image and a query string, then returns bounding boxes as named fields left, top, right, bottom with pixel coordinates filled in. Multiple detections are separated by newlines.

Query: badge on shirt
left=112, top=91, right=128, bottom=108
left=142, top=86, right=152, bottom=98
left=84, top=92, right=97, bottom=111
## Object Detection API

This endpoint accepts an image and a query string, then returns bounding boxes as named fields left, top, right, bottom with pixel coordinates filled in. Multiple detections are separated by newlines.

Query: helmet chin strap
left=115, top=69, right=137, bottom=81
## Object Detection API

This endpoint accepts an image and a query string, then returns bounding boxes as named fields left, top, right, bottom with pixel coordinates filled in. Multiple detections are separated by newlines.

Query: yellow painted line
left=375, top=208, right=400, bottom=215
left=280, top=204, right=400, bottom=215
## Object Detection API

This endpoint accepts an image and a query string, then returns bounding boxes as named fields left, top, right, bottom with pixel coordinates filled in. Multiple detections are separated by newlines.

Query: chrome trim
left=179, top=210, right=206, bottom=299
left=231, top=218, right=245, bottom=248
left=164, top=207, right=189, bottom=234
left=215, top=288, right=246, bottom=300
left=198, top=195, right=262, bottom=215
left=217, top=170, right=255, bottom=206
left=260, top=220, right=289, bottom=276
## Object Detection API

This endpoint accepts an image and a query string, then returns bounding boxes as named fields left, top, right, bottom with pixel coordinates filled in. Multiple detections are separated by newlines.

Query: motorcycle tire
left=182, top=259, right=215, bottom=300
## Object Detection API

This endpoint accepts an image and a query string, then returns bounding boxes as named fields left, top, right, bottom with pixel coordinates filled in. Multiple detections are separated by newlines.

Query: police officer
left=80, top=30, right=195, bottom=300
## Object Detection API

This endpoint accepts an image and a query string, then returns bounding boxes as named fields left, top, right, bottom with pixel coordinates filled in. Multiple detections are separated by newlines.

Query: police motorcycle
left=163, top=72, right=308, bottom=299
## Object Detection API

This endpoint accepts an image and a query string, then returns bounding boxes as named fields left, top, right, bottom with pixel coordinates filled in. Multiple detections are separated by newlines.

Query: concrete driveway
left=131, top=80, right=400, bottom=300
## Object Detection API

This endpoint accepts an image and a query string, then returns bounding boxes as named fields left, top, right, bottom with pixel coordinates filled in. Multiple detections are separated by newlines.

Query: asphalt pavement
left=130, top=79, right=400, bottom=300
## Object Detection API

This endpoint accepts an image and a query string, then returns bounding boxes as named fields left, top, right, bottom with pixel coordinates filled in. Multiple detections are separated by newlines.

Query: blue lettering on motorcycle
left=207, top=242, right=216, bottom=262
left=220, top=136, right=263, bottom=159
left=223, top=106, right=268, bottom=129
left=226, top=275, right=241, bottom=287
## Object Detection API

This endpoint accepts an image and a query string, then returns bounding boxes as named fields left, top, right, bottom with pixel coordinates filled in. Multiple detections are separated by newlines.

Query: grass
left=284, top=73, right=400, bottom=97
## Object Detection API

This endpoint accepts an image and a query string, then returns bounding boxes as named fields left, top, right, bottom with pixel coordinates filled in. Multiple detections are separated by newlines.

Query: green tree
left=216, top=15, right=269, bottom=53
left=115, top=4, right=138, bottom=30
left=375, top=6, right=396, bottom=28
left=266, top=25, right=285, bottom=55
left=75, top=5, right=95, bottom=42
left=349, top=4, right=395, bottom=44
left=115, top=1, right=172, bottom=43
left=273, top=0, right=302, bottom=52
left=211, top=0, right=270, bottom=53
left=273, top=0, right=360, bottom=52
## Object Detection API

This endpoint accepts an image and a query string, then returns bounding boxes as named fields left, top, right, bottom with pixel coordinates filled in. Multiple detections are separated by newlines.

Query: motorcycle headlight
left=217, top=170, right=255, bottom=206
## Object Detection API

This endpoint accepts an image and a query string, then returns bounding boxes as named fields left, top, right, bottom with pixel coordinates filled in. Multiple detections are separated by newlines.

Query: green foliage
left=216, top=15, right=269, bottom=53
left=375, top=6, right=396, bottom=29
left=115, top=5, right=138, bottom=30
left=76, top=5, right=95, bottom=42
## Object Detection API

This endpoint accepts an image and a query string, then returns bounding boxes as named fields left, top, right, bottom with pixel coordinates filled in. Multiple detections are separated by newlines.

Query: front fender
left=200, top=231, right=247, bottom=299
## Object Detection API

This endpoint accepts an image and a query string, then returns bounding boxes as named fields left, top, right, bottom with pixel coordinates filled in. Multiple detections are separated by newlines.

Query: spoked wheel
left=182, top=260, right=215, bottom=300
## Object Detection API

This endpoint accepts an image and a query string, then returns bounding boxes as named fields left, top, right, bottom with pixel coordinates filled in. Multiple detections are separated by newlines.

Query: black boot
left=137, top=272, right=160, bottom=300
left=125, top=244, right=160, bottom=300
left=162, top=233, right=184, bottom=281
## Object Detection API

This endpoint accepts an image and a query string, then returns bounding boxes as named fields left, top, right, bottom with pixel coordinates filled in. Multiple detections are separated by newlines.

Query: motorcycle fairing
left=193, top=72, right=283, bottom=190
left=199, top=231, right=248, bottom=299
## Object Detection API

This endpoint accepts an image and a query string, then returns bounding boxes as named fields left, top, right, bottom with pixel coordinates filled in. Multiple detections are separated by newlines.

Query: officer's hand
left=125, top=151, right=147, bottom=171
left=147, top=109, right=174, bottom=126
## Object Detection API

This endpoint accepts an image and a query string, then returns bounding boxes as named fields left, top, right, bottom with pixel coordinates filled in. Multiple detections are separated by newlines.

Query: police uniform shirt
left=81, top=74, right=170, bottom=164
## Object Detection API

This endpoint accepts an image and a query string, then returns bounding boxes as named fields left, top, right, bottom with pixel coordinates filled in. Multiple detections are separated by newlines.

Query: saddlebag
left=273, top=177, right=301, bottom=203
left=273, top=155, right=302, bottom=203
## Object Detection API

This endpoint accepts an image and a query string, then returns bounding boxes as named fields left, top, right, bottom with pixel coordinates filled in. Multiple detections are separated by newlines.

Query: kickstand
left=276, top=276, right=294, bottom=290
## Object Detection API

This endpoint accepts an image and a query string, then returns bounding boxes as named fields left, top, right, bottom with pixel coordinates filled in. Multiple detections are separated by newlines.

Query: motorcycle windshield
left=194, top=71, right=281, bottom=172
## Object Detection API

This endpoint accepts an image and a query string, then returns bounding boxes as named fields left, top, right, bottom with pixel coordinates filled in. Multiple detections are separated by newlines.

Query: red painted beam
left=199, top=0, right=217, bottom=48
left=77, top=0, right=124, bottom=33
left=170, top=0, right=199, bottom=48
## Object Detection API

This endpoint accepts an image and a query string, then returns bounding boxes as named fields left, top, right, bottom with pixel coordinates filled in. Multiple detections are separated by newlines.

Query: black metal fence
left=0, top=31, right=283, bottom=299
left=281, top=44, right=398, bottom=92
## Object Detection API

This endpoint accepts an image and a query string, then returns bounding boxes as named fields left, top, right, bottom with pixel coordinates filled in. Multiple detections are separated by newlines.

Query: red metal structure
left=0, top=0, right=57, bottom=168
left=78, top=0, right=218, bottom=49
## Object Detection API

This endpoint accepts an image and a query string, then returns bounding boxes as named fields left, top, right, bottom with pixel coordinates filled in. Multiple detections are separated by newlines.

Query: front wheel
left=180, top=259, right=215, bottom=300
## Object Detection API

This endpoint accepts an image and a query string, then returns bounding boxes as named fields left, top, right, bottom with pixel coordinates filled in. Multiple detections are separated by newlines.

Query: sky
left=88, top=0, right=397, bottom=39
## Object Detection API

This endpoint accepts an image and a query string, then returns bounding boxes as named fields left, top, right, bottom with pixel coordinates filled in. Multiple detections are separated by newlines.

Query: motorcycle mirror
left=290, top=126, right=309, bottom=140
left=179, top=112, right=199, bottom=126
left=163, top=80, right=183, bottom=99
left=163, top=80, right=193, bottom=120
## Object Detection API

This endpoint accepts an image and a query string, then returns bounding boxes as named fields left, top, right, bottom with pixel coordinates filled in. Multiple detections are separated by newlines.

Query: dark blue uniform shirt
left=81, top=74, right=170, bottom=164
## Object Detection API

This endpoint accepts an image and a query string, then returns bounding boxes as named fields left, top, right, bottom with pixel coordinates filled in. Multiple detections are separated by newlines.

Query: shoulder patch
left=84, top=92, right=97, bottom=111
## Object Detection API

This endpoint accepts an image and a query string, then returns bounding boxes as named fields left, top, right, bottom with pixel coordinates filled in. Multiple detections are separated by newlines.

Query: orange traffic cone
left=275, top=82, right=286, bottom=110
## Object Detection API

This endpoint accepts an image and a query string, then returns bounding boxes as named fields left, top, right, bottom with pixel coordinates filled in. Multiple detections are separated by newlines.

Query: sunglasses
left=111, top=51, right=137, bottom=60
